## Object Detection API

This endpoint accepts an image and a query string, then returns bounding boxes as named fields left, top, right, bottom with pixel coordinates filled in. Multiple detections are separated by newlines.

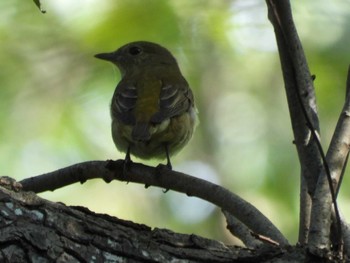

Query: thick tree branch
left=19, top=160, right=289, bottom=246
left=266, top=0, right=322, bottom=245
left=0, top=186, right=288, bottom=262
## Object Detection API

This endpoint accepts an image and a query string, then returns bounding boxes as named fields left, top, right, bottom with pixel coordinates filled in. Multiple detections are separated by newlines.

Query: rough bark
left=0, top=186, right=326, bottom=262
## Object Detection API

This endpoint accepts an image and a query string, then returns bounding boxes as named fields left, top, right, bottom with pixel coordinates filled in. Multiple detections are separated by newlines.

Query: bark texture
left=0, top=186, right=321, bottom=262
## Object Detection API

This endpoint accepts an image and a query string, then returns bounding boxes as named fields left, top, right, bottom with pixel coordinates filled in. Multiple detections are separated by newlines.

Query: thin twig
left=250, top=232, right=280, bottom=247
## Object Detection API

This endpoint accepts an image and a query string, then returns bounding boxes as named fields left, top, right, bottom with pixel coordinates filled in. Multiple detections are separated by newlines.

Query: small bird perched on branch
left=95, top=41, right=196, bottom=169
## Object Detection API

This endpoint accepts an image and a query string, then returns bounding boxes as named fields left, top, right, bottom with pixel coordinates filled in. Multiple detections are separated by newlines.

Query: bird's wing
left=150, top=78, right=194, bottom=124
left=111, top=83, right=137, bottom=125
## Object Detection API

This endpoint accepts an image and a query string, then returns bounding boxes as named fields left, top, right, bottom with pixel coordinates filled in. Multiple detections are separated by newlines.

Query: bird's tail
left=132, top=122, right=151, bottom=142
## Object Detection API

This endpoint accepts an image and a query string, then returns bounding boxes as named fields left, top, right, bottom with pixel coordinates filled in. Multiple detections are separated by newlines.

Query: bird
left=95, top=41, right=196, bottom=170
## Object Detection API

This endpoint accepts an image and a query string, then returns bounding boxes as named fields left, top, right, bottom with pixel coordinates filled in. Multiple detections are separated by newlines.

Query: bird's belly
left=111, top=110, right=196, bottom=160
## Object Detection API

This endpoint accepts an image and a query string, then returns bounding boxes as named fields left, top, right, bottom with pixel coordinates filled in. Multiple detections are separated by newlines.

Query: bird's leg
left=156, top=143, right=172, bottom=170
left=164, top=144, right=172, bottom=170
left=123, top=146, right=132, bottom=177
left=154, top=144, right=172, bottom=193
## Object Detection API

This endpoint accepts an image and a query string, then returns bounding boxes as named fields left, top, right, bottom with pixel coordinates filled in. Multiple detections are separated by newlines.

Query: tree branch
left=0, top=186, right=289, bottom=262
left=222, top=210, right=264, bottom=249
left=298, top=176, right=312, bottom=245
left=267, top=0, right=349, bottom=257
left=266, top=0, right=322, bottom=245
left=19, top=160, right=289, bottom=246
left=332, top=65, right=350, bottom=195
left=309, top=66, right=350, bottom=255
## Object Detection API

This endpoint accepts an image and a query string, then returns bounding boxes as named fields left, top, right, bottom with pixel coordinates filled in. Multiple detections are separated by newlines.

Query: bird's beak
left=94, top=52, right=116, bottom=62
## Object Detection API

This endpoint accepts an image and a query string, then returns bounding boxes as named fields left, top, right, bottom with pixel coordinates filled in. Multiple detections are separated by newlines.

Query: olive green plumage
left=95, top=41, right=196, bottom=168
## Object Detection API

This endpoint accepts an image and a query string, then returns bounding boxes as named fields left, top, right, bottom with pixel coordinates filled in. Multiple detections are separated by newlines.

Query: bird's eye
left=129, top=46, right=142, bottom=55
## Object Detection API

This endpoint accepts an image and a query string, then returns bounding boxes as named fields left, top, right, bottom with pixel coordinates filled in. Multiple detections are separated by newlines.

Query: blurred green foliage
left=0, top=0, right=349, bottom=244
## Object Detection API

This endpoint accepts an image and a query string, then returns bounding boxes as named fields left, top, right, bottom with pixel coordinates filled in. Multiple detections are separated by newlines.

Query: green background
left=1, top=0, right=349, bottom=244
